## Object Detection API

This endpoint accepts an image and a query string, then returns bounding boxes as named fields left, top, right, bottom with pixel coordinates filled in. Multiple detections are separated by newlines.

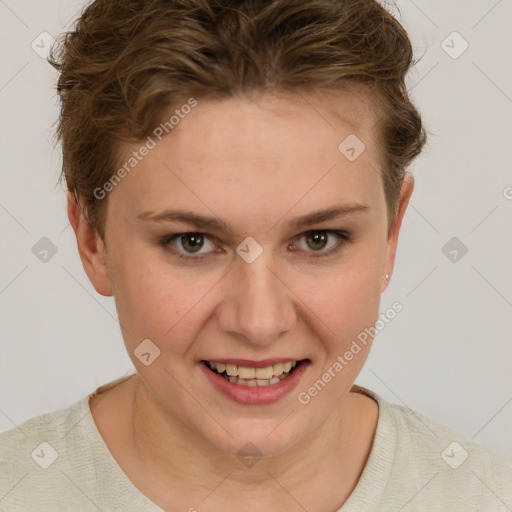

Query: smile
left=201, top=358, right=309, bottom=405
left=206, top=361, right=298, bottom=387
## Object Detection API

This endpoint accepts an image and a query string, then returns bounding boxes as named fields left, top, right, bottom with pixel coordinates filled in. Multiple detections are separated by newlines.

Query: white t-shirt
left=1, top=374, right=511, bottom=511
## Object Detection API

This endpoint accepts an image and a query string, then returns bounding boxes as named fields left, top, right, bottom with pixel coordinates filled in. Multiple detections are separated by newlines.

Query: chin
left=197, top=415, right=312, bottom=463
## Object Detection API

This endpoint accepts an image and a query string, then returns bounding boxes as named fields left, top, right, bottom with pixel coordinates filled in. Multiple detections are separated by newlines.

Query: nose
left=215, top=254, right=296, bottom=347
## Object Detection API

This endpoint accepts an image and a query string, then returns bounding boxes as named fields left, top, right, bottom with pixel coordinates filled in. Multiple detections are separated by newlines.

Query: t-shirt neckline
left=79, top=376, right=396, bottom=511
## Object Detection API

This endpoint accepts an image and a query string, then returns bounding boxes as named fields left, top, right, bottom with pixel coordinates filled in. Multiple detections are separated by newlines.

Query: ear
left=67, top=191, right=113, bottom=297
left=381, top=172, right=414, bottom=293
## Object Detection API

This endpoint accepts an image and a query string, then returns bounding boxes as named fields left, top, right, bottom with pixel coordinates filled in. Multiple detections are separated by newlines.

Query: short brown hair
left=49, top=0, right=426, bottom=241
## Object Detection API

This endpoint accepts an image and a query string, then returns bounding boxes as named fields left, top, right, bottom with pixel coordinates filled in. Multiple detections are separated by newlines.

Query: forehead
left=109, top=89, right=384, bottom=229
left=158, top=88, right=379, bottom=161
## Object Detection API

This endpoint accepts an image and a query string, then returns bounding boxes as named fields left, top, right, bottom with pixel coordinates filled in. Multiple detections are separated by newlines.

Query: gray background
left=1, top=0, right=511, bottom=462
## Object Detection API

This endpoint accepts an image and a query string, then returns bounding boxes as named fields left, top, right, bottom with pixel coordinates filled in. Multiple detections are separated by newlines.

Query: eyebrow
left=136, top=203, right=369, bottom=233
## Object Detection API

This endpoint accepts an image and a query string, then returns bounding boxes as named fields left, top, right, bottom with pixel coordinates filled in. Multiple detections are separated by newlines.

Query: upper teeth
left=209, top=361, right=297, bottom=379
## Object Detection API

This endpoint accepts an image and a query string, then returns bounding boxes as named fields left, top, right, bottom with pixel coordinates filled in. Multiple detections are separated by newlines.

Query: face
left=82, top=89, right=410, bottom=458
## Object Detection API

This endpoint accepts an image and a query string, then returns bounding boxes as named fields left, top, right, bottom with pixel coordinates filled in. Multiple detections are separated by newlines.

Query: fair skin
left=68, top=88, right=414, bottom=511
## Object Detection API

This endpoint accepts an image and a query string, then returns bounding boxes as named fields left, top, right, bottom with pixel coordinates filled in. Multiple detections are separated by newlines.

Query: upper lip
left=203, top=358, right=305, bottom=368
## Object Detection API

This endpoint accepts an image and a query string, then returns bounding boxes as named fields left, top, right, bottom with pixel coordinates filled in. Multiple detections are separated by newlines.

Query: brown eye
left=290, top=230, right=351, bottom=257
left=180, top=233, right=205, bottom=253
left=162, top=232, right=217, bottom=256
left=305, top=231, right=329, bottom=251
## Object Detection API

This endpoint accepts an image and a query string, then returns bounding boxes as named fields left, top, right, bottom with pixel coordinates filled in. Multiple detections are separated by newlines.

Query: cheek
left=304, top=273, right=381, bottom=348
left=108, top=227, right=385, bottom=357
left=296, top=247, right=383, bottom=328
left=109, top=251, right=220, bottom=351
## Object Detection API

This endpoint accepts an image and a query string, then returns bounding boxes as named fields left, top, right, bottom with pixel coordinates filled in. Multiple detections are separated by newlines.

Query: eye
left=290, top=230, right=350, bottom=257
left=163, top=232, right=217, bottom=256
left=159, top=229, right=351, bottom=261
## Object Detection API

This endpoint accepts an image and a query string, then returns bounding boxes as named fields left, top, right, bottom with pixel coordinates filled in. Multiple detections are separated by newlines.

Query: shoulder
left=0, top=373, right=136, bottom=474
left=388, top=397, right=511, bottom=467
left=0, top=397, right=92, bottom=508
left=0, top=396, right=87, bottom=466
left=0, top=375, right=147, bottom=511
left=377, top=391, right=512, bottom=510
left=0, top=390, right=123, bottom=512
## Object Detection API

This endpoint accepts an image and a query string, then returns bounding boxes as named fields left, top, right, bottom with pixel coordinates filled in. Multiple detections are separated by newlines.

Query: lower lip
left=200, top=360, right=309, bottom=405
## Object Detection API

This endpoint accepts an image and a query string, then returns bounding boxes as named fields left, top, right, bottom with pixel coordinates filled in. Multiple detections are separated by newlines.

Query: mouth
left=200, top=358, right=309, bottom=405
left=204, top=360, right=300, bottom=387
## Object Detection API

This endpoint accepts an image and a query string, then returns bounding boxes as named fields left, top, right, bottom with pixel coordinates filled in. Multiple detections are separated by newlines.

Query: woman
left=1, top=0, right=510, bottom=510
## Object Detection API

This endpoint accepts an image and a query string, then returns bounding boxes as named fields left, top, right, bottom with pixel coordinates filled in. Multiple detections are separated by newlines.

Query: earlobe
left=66, top=191, right=113, bottom=297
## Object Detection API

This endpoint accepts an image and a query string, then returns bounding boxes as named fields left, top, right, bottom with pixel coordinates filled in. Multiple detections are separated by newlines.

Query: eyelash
left=159, top=230, right=351, bottom=261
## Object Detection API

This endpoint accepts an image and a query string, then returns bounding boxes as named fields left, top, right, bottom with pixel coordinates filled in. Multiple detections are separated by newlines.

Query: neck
left=127, top=375, right=377, bottom=511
